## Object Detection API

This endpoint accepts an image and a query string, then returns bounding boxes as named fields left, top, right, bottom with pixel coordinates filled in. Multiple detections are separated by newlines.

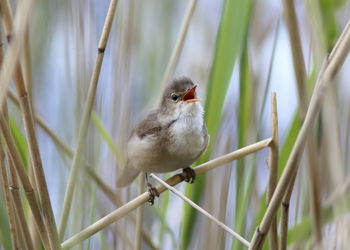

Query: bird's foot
left=147, top=183, right=159, bottom=205
left=181, top=167, right=196, bottom=184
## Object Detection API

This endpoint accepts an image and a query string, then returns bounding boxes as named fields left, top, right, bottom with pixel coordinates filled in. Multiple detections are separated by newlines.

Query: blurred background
left=1, top=0, right=350, bottom=249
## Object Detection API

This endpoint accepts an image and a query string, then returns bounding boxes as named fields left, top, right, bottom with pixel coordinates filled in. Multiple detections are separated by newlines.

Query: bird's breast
left=167, top=113, right=205, bottom=159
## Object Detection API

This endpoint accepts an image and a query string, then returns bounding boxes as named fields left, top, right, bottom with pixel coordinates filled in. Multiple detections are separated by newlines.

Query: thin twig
left=249, top=20, right=350, bottom=250
left=59, top=0, right=119, bottom=239
left=151, top=173, right=250, bottom=247
left=267, top=93, right=278, bottom=250
left=61, top=138, right=271, bottom=249
left=0, top=115, right=51, bottom=249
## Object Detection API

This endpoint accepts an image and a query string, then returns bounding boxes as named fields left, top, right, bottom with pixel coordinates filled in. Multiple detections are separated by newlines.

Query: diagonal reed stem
left=61, top=138, right=272, bottom=249
left=0, top=144, right=20, bottom=249
left=0, top=0, right=30, bottom=112
left=267, top=93, right=278, bottom=250
left=249, top=20, right=350, bottom=250
left=7, top=155, right=34, bottom=250
left=59, top=0, right=119, bottom=239
left=0, top=115, right=51, bottom=249
left=1, top=103, right=33, bottom=250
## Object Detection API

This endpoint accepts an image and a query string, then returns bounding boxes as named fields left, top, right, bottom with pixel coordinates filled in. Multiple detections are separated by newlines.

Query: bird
left=116, top=77, right=209, bottom=204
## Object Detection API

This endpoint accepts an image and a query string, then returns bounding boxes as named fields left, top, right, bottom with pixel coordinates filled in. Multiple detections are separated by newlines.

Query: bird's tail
left=116, top=162, right=140, bottom=187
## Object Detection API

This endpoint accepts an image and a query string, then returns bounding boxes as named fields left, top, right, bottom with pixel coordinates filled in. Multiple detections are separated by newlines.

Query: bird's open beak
left=183, top=85, right=200, bottom=103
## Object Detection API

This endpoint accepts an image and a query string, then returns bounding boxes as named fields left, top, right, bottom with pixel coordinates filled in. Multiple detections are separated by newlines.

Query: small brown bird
left=117, top=77, right=208, bottom=203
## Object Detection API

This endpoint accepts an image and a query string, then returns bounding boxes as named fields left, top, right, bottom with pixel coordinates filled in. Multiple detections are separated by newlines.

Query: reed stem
left=267, top=93, right=279, bottom=250
left=0, top=115, right=51, bottom=249
left=59, top=0, right=119, bottom=239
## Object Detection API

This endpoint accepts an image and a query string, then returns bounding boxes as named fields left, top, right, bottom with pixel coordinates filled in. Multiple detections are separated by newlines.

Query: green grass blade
left=180, top=0, right=253, bottom=248
left=232, top=44, right=253, bottom=250
left=9, top=117, right=28, bottom=167
left=0, top=192, right=12, bottom=250
left=91, top=112, right=126, bottom=165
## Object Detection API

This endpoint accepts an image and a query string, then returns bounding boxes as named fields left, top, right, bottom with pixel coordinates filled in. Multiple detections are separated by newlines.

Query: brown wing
left=135, top=110, right=162, bottom=139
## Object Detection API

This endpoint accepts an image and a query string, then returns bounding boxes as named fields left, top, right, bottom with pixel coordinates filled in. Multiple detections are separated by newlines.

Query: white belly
left=167, top=109, right=204, bottom=159
left=168, top=104, right=205, bottom=160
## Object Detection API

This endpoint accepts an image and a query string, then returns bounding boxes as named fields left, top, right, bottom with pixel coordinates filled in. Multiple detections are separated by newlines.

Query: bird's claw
left=182, top=167, right=196, bottom=184
left=147, top=185, right=159, bottom=205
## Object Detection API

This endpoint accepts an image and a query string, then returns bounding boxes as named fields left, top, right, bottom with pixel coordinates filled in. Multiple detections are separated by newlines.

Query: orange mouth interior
left=183, top=86, right=200, bottom=103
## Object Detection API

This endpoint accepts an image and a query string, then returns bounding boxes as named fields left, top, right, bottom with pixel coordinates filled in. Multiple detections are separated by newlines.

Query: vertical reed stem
left=59, top=0, right=119, bottom=239
left=267, top=93, right=279, bottom=250
left=134, top=176, right=144, bottom=250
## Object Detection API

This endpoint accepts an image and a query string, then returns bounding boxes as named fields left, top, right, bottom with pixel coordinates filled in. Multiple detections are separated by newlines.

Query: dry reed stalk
left=7, top=91, right=159, bottom=250
left=1, top=103, right=33, bottom=250
left=59, top=0, right=119, bottom=238
left=283, top=0, right=322, bottom=244
left=267, top=93, right=278, bottom=250
left=0, top=1, right=60, bottom=248
left=0, top=145, right=20, bottom=249
left=249, top=20, right=350, bottom=250
left=0, top=34, right=20, bottom=250
left=158, top=0, right=197, bottom=103
left=21, top=28, right=40, bottom=249
left=0, top=0, right=30, bottom=113
left=61, top=138, right=271, bottom=249
left=134, top=176, right=144, bottom=250
left=280, top=171, right=296, bottom=250
left=0, top=116, right=51, bottom=249
left=7, top=155, right=34, bottom=250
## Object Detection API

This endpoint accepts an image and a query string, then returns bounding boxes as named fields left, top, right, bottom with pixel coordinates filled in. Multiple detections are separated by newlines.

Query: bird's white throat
left=166, top=102, right=205, bottom=158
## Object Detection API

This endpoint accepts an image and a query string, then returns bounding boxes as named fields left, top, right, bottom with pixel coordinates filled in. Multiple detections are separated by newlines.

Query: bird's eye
left=171, top=93, right=179, bottom=101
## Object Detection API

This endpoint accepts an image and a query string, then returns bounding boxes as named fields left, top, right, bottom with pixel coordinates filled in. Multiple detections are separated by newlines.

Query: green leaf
left=232, top=44, right=253, bottom=250
left=181, top=0, right=254, bottom=248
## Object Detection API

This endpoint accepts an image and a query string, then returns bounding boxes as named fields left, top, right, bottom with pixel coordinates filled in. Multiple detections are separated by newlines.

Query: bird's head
left=161, top=77, right=201, bottom=116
